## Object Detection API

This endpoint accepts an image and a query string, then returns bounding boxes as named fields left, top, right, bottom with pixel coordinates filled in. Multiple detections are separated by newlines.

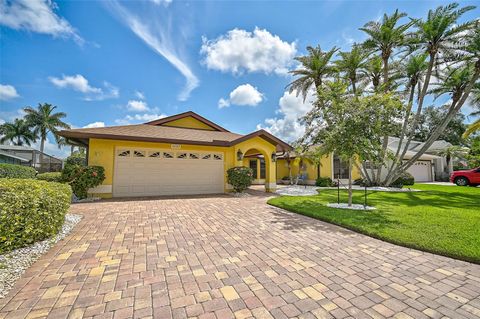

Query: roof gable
left=145, top=111, right=229, bottom=132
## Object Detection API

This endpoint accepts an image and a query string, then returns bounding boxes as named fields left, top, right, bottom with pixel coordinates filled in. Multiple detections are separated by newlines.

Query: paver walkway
left=1, top=193, right=479, bottom=319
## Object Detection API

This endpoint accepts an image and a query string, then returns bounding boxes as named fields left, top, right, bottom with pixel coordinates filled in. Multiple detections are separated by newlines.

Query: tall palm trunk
left=391, top=62, right=480, bottom=183
left=384, top=83, right=416, bottom=182
left=348, top=158, right=353, bottom=207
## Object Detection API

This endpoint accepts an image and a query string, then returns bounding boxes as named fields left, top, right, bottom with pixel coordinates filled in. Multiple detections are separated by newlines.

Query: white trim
left=88, top=185, right=112, bottom=194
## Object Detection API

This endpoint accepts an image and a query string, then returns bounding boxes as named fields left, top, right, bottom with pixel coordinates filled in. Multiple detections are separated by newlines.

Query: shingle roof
left=59, top=124, right=292, bottom=151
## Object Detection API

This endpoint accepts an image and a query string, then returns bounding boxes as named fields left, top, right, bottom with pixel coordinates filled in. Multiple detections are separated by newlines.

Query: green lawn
left=268, top=184, right=480, bottom=264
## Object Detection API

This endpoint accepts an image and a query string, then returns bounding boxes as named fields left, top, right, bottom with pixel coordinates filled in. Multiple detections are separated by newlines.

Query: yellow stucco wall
left=87, top=135, right=279, bottom=197
left=161, top=116, right=216, bottom=130
left=276, top=154, right=362, bottom=182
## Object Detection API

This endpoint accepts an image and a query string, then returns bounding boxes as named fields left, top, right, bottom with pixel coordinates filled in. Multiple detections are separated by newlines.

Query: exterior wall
left=88, top=138, right=229, bottom=198
left=161, top=117, right=216, bottom=131
left=277, top=155, right=333, bottom=184
left=87, top=136, right=279, bottom=197
left=231, top=136, right=277, bottom=192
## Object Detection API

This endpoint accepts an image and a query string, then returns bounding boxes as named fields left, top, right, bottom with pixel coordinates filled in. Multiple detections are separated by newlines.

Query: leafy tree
left=413, top=105, right=467, bottom=145
left=435, top=145, right=470, bottom=173
left=291, top=3, right=479, bottom=186
left=0, top=119, right=37, bottom=146
left=304, top=81, right=402, bottom=205
left=23, top=103, right=70, bottom=154
left=466, top=136, right=480, bottom=167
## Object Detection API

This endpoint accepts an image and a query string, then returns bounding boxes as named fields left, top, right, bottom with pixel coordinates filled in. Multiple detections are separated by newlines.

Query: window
left=133, top=150, right=145, bottom=157
left=333, top=156, right=349, bottom=179
left=189, top=153, right=199, bottom=159
left=177, top=152, right=188, bottom=159
left=202, top=154, right=211, bottom=160
left=249, top=159, right=258, bottom=179
left=163, top=152, right=174, bottom=158
left=213, top=154, right=222, bottom=160
left=260, top=159, right=266, bottom=179
left=149, top=151, right=161, bottom=158
left=117, top=150, right=130, bottom=157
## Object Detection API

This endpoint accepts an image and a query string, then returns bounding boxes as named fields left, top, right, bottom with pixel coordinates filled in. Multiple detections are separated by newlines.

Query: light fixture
left=237, top=149, right=244, bottom=161
left=271, top=152, right=277, bottom=162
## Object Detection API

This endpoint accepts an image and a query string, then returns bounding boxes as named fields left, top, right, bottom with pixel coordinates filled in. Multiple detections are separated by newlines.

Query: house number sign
left=171, top=144, right=181, bottom=149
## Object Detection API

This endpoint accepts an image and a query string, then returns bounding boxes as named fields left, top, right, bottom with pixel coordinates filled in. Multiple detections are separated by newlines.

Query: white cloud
left=150, top=0, right=172, bottom=6
left=0, top=0, right=83, bottom=44
left=126, top=100, right=149, bottom=112
left=115, top=113, right=166, bottom=125
left=108, top=1, right=198, bottom=101
left=135, top=90, right=145, bottom=100
left=83, top=121, right=105, bottom=128
left=49, top=74, right=100, bottom=94
left=32, top=136, right=70, bottom=159
left=218, top=84, right=264, bottom=108
left=201, top=27, right=297, bottom=75
left=49, top=74, right=119, bottom=101
left=257, top=90, right=314, bottom=142
left=0, top=84, right=20, bottom=100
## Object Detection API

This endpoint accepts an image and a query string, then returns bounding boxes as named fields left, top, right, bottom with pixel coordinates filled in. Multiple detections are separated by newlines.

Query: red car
left=450, top=167, right=480, bottom=186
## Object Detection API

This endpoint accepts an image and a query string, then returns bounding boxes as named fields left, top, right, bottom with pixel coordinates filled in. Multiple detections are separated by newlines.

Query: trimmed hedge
left=391, top=172, right=415, bottom=188
left=0, top=163, right=36, bottom=179
left=316, top=177, right=333, bottom=187
left=0, top=179, right=72, bottom=253
left=36, top=172, right=63, bottom=183
left=227, top=166, right=254, bottom=192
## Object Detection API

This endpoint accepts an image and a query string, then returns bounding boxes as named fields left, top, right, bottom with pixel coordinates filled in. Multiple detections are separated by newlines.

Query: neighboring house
left=386, top=137, right=452, bottom=182
left=0, top=144, right=63, bottom=173
left=59, top=111, right=292, bottom=198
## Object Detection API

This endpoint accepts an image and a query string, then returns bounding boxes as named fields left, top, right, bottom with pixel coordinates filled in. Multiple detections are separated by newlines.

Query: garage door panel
left=113, top=149, right=224, bottom=197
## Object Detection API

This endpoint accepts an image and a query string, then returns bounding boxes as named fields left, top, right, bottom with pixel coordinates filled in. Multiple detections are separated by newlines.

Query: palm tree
left=411, top=3, right=475, bottom=116
left=23, top=103, right=70, bottom=154
left=436, top=145, right=470, bottom=173
left=360, top=9, right=413, bottom=87
left=335, top=44, right=368, bottom=94
left=360, top=56, right=383, bottom=91
left=288, top=45, right=338, bottom=101
left=463, top=119, right=480, bottom=138
left=57, top=136, right=76, bottom=156
left=0, top=119, right=37, bottom=146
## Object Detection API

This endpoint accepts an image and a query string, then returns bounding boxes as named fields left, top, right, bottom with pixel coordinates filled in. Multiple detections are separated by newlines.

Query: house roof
left=145, top=111, right=230, bottom=132
left=0, top=144, right=36, bottom=151
left=0, top=150, right=30, bottom=162
left=59, top=112, right=292, bottom=151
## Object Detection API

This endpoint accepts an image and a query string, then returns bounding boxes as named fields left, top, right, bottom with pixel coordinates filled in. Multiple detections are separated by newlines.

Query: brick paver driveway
left=1, top=193, right=480, bottom=319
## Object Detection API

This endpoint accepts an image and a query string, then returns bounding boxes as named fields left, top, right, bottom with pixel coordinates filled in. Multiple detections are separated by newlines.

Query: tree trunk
left=383, top=56, right=389, bottom=87
left=348, top=158, right=353, bottom=207
left=70, top=145, right=74, bottom=156
left=384, top=84, right=416, bottom=183
left=391, top=63, right=480, bottom=182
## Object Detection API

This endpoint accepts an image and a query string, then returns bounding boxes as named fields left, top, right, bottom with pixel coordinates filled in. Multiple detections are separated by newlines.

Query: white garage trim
left=113, top=147, right=224, bottom=197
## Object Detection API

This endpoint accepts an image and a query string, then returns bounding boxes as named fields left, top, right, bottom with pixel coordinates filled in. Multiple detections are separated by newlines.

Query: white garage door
left=113, top=148, right=224, bottom=197
left=406, top=160, right=432, bottom=182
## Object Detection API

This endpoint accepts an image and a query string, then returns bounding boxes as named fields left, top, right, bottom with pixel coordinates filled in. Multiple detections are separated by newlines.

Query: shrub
left=0, top=163, right=36, bottom=179
left=227, top=166, right=254, bottom=192
left=391, top=172, right=415, bottom=188
left=315, top=177, right=333, bottom=187
left=62, top=165, right=105, bottom=199
left=0, top=179, right=72, bottom=253
left=65, top=152, right=87, bottom=167
left=36, top=172, right=63, bottom=183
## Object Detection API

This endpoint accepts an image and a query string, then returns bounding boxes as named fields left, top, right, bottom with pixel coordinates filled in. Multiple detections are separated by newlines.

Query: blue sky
left=1, top=0, right=478, bottom=158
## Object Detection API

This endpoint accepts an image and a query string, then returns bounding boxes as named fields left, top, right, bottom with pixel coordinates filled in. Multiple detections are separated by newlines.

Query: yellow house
left=59, top=111, right=292, bottom=198
left=276, top=153, right=361, bottom=185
